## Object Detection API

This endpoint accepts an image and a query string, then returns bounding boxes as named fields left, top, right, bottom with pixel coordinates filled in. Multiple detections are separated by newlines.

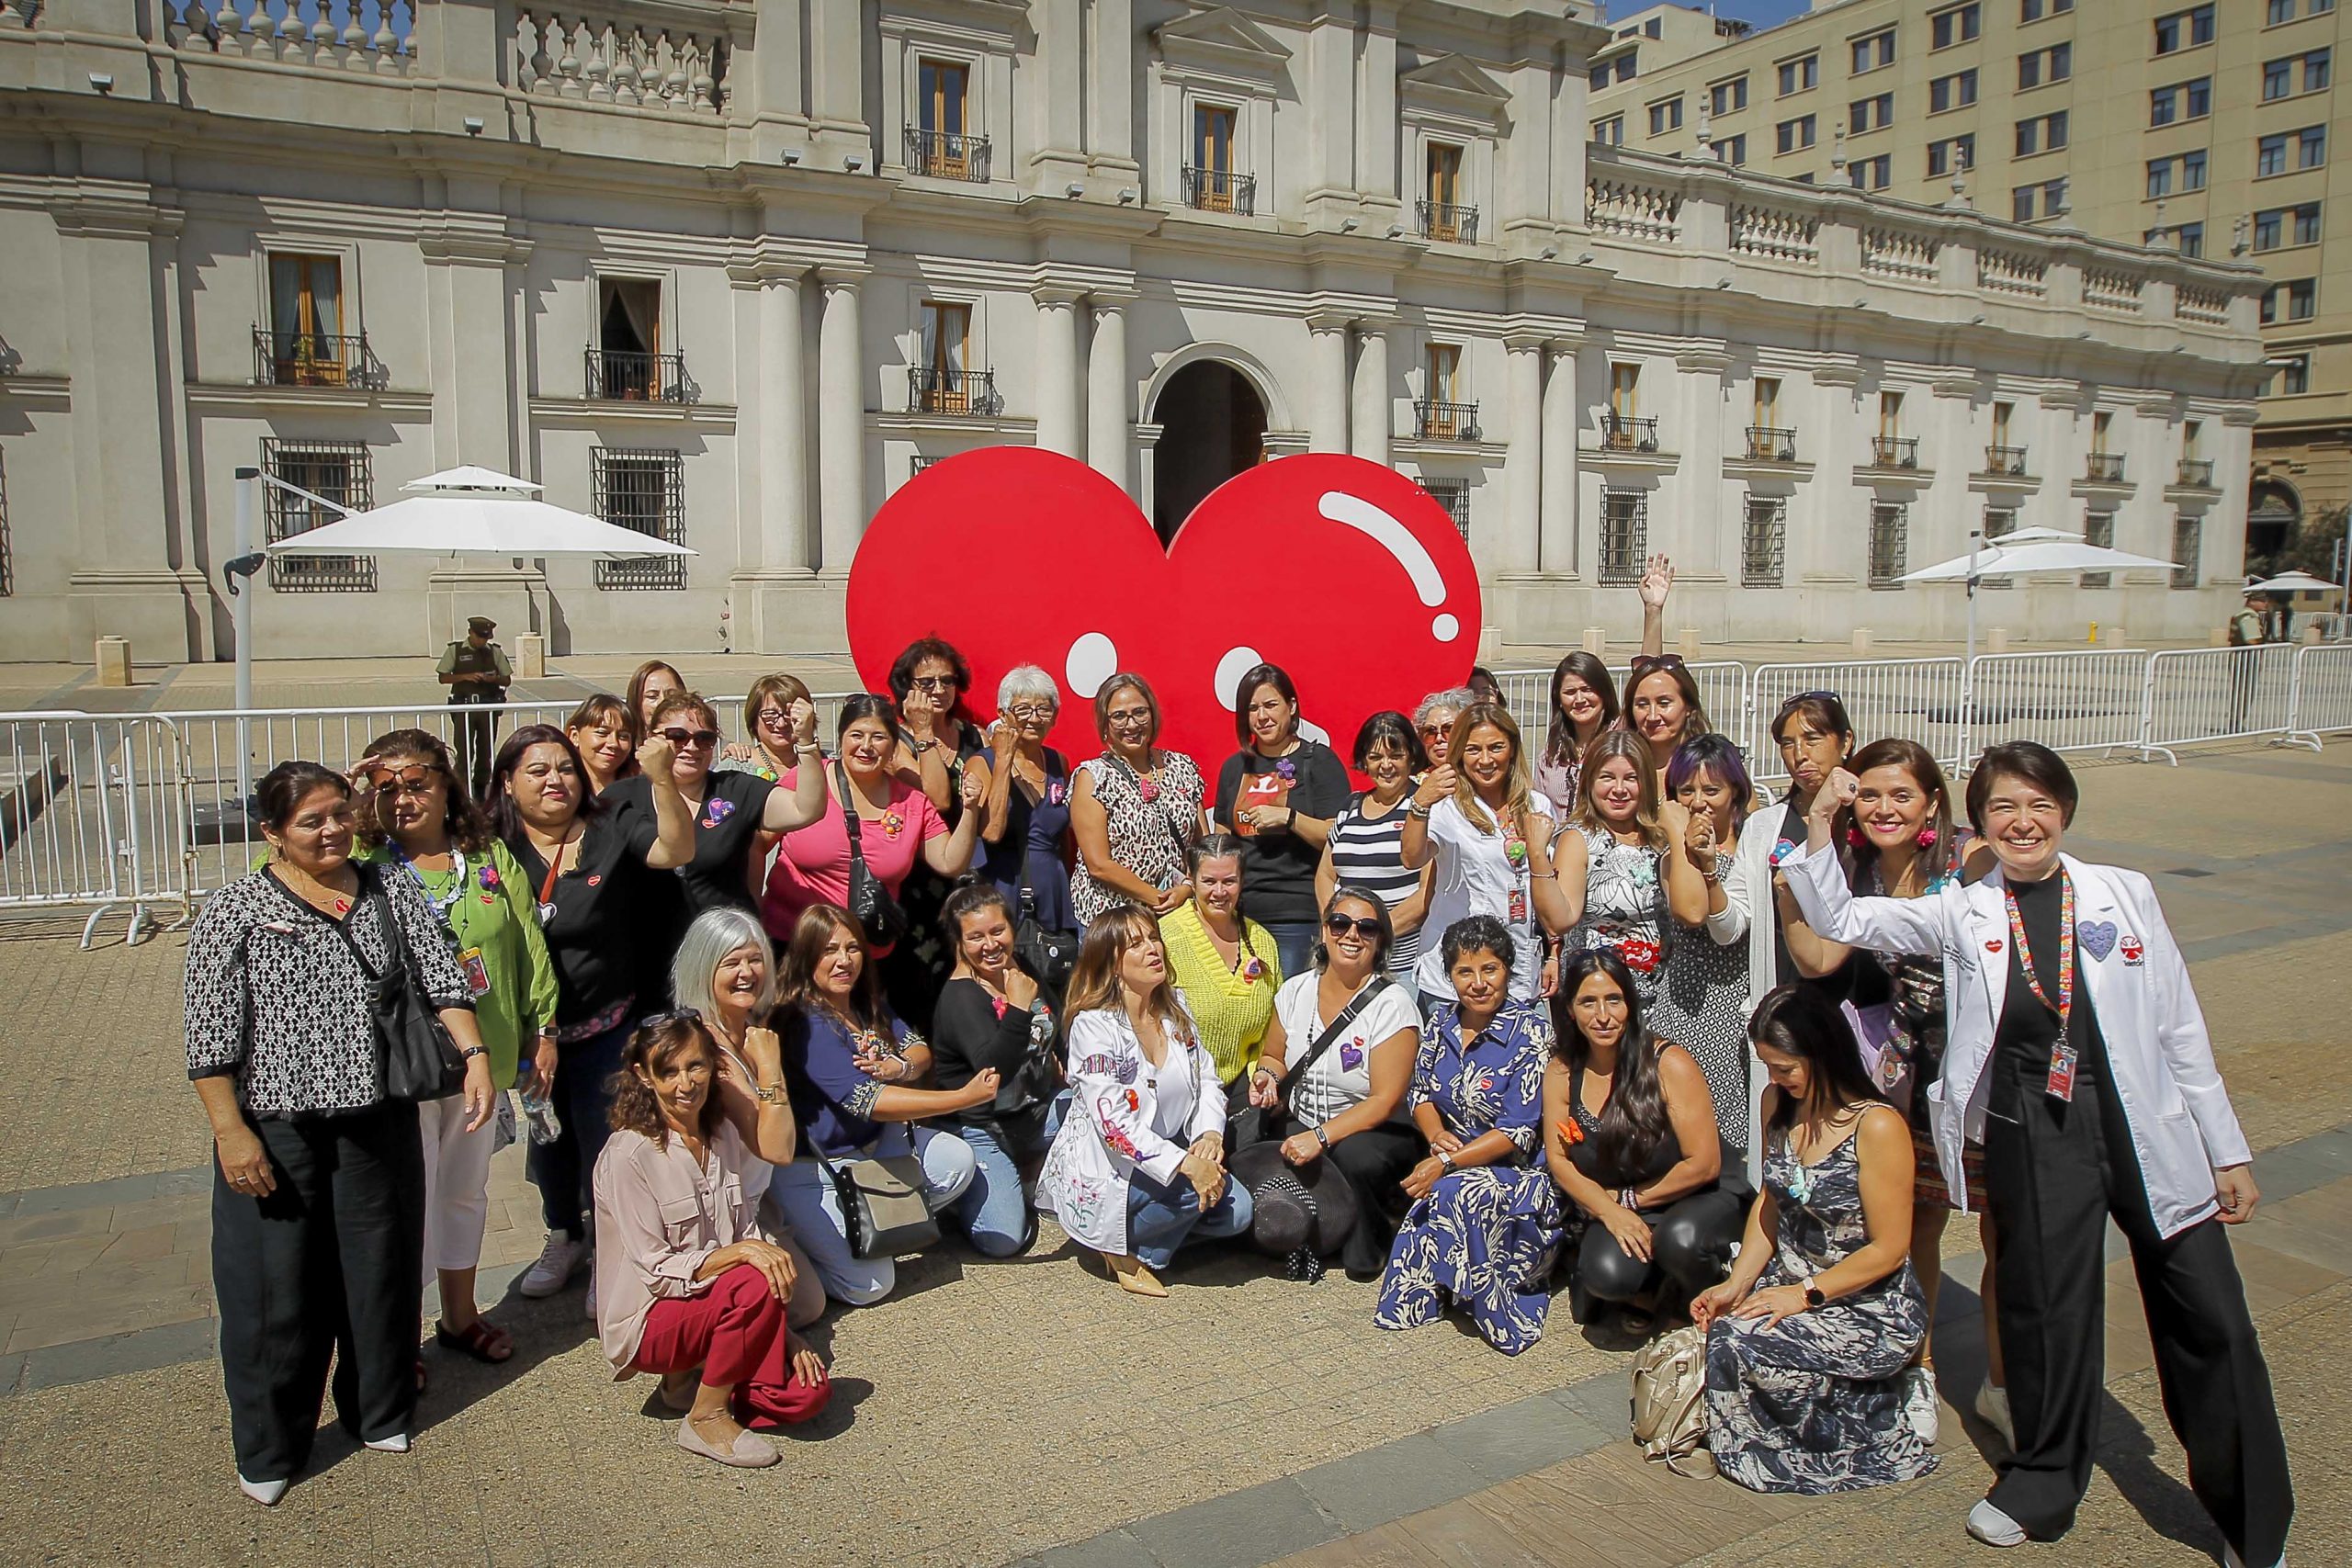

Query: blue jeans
left=1259, top=919, right=1319, bottom=982
left=949, top=1093, right=1069, bottom=1259
left=1126, top=1168, right=1253, bottom=1272
left=526, top=1019, right=629, bottom=1239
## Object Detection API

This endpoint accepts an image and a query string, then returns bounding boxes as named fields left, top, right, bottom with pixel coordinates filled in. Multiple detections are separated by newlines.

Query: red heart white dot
left=1065, top=631, right=1118, bottom=697
left=1213, top=646, right=1263, bottom=710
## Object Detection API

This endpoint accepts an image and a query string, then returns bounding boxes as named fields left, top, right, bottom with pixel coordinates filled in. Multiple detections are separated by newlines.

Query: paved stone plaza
left=0, top=745, right=2344, bottom=1566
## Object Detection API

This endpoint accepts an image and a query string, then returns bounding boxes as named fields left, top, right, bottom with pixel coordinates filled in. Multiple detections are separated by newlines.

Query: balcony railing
left=2177, top=457, right=2215, bottom=488
left=1600, top=413, right=1660, bottom=453
left=1418, top=200, right=1480, bottom=243
left=585, top=349, right=689, bottom=402
left=909, top=366, right=1002, bottom=417
left=905, top=127, right=990, bottom=182
left=1182, top=166, right=1256, bottom=216
left=1415, top=400, right=1481, bottom=442
left=2086, top=452, right=2126, bottom=483
left=1984, top=444, right=2030, bottom=477
left=253, top=328, right=382, bottom=389
left=1870, top=435, right=1920, bottom=469
left=1744, top=425, right=1799, bottom=462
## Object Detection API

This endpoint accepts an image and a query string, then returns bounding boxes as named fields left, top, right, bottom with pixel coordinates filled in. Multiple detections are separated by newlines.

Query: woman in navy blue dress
left=978, top=665, right=1077, bottom=936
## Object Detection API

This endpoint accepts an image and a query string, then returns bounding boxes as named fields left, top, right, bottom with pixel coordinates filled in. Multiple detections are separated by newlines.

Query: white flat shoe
left=237, top=1474, right=288, bottom=1506
left=2223, top=1547, right=2285, bottom=1568
left=1967, top=1499, right=2027, bottom=1548
left=1973, top=1378, right=2015, bottom=1449
left=363, top=1433, right=410, bottom=1453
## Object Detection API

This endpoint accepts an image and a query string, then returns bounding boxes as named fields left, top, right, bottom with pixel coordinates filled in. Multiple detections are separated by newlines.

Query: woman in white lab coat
left=1778, top=741, right=2288, bottom=1564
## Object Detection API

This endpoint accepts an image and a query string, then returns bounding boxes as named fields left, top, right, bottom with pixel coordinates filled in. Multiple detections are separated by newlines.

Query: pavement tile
left=1291, top=1431, right=1489, bottom=1534
left=1430, top=1392, right=1613, bottom=1486
left=1125, top=1480, right=1341, bottom=1568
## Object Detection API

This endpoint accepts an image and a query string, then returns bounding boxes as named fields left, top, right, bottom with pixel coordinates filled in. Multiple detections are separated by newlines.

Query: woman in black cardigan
left=931, top=882, right=1064, bottom=1257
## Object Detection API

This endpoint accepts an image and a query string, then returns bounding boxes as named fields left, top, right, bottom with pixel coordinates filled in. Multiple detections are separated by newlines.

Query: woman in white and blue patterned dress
left=1374, top=917, right=1564, bottom=1355
left=1695, top=983, right=1935, bottom=1495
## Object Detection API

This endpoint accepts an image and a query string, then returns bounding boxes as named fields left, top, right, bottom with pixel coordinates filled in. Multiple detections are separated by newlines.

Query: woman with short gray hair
left=1414, top=688, right=1478, bottom=768
left=978, top=663, right=1078, bottom=942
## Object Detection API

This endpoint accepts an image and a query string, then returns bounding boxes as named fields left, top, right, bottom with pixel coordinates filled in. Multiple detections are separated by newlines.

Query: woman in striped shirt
left=1317, top=712, right=1434, bottom=997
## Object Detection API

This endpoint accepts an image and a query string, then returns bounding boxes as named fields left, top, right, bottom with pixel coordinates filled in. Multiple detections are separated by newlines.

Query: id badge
left=458, top=946, right=492, bottom=999
left=2045, top=1042, right=2078, bottom=1103
left=1508, top=886, right=1528, bottom=925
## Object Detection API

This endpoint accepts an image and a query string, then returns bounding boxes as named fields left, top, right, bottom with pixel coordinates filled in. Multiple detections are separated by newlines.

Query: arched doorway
left=2246, top=477, right=2301, bottom=570
left=1151, top=360, right=1267, bottom=543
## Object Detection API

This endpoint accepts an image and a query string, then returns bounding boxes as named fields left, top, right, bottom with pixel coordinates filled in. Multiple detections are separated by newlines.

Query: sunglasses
left=638, top=1007, right=704, bottom=1029
left=368, top=764, right=436, bottom=798
left=1629, top=654, right=1687, bottom=672
left=909, top=675, right=958, bottom=692
left=659, top=727, right=722, bottom=749
left=1324, top=914, right=1385, bottom=940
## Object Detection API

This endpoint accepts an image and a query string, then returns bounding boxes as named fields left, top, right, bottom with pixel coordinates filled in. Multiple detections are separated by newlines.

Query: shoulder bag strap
left=319, top=863, right=399, bottom=983
left=1273, top=978, right=1391, bottom=1106
left=835, top=760, right=872, bottom=873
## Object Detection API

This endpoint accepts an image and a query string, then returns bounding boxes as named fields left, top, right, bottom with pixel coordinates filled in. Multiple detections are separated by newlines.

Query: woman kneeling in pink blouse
left=593, top=1014, right=831, bottom=1468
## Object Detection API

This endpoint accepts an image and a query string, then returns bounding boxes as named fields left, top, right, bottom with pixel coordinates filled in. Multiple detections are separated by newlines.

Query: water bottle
left=515, top=1080, right=562, bottom=1146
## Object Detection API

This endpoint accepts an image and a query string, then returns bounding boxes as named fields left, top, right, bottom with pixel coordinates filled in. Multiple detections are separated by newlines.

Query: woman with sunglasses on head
left=886, top=638, right=998, bottom=1015
left=1646, top=733, right=1762, bottom=1156
left=666, top=908, right=828, bottom=1330
left=1069, top=672, right=1206, bottom=927
left=353, top=729, right=558, bottom=1372
left=1212, top=661, right=1352, bottom=978
left=1402, top=703, right=1575, bottom=1008
left=1779, top=743, right=2288, bottom=1559
left=1555, top=730, right=1710, bottom=1011
left=564, top=694, right=638, bottom=797
left=976, top=665, right=1078, bottom=951
left=768, top=904, right=993, bottom=1305
left=1317, top=712, right=1434, bottom=996
left=1241, top=887, right=1425, bottom=1280
left=1037, top=907, right=1249, bottom=1297
left=1532, top=652, right=1621, bottom=817
left=1411, top=687, right=1476, bottom=768
left=488, top=724, right=695, bottom=1308
left=626, top=660, right=686, bottom=739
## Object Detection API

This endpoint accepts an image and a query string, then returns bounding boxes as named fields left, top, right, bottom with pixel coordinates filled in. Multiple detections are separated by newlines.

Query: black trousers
left=1570, top=1186, right=1745, bottom=1315
left=212, top=1101, right=424, bottom=1483
left=1984, top=1055, right=2290, bottom=1560
left=1276, top=1114, right=1425, bottom=1277
left=448, top=702, right=498, bottom=803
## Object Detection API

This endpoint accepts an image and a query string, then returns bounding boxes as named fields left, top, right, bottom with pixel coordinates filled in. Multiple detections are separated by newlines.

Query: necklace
left=390, top=840, right=467, bottom=917
left=277, top=860, right=357, bottom=918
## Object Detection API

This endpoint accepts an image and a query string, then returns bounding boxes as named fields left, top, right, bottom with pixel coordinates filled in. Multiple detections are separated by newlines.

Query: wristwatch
left=752, top=1081, right=786, bottom=1105
left=909, top=738, right=937, bottom=756
left=1802, top=1280, right=1826, bottom=1310
left=460, top=1045, right=489, bottom=1063
left=1437, top=1149, right=1456, bottom=1172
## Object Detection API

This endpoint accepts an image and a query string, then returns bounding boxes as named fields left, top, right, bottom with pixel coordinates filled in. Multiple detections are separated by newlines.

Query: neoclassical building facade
left=0, top=0, right=2273, bottom=664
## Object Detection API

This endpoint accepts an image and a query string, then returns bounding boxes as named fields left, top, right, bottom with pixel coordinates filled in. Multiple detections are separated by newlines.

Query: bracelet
left=1314, top=1124, right=1332, bottom=1150
left=752, top=1081, right=786, bottom=1105
left=1407, top=801, right=1433, bottom=819
left=460, top=1045, right=489, bottom=1062
left=795, top=741, right=820, bottom=755
left=1437, top=1149, right=1456, bottom=1171
left=1253, top=1064, right=1280, bottom=1079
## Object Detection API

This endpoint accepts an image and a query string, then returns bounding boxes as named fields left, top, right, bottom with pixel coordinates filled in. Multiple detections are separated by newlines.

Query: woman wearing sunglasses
left=353, top=728, right=558, bottom=1373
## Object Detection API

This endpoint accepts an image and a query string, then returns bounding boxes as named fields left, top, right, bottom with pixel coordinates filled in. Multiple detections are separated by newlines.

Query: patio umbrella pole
left=1962, top=529, right=1981, bottom=761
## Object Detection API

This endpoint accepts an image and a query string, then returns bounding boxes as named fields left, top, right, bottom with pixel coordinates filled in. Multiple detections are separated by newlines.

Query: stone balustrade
left=514, top=6, right=729, bottom=113
left=170, top=0, right=417, bottom=73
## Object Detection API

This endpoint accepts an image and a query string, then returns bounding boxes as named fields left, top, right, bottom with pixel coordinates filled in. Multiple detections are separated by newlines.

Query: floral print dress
left=1704, top=1126, right=1936, bottom=1495
left=1567, top=825, right=1669, bottom=1007
left=1374, top=998, right=1564, bottom=1355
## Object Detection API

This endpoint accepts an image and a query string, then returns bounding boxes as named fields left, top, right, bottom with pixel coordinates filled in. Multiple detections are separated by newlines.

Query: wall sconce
left=1065, top=182, right=1085, bottom=197
left=88, top=73, right=114, bottom=94
left=845, top=153, right=866, bottom=172
left=781, top=148, right=802, bottom=165
left=463, top=117, right=485, bottom=136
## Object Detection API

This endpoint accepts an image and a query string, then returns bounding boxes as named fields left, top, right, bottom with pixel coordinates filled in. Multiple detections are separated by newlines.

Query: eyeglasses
left=659, top=727, right=721, bottom=749
left=753, top=708, right=793, bottom=729
left=1324, top=914, right=1385, bottom=941
left=1105, top=707, right=1153, bottom=727
left=368, top=765, right=435, bottom=799
left=1006, top=704, right=1056, bottom=721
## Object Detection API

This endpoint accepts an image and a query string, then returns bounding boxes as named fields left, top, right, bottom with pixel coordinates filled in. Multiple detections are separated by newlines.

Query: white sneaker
left=584, top=1270, right=598, bottom=1323
left=1966, top=1499, right=2028, bottom=1548
left=237, top=1474, right=288, bottom=1506
left=517, top=1233, right=584, bottom=1299
left=1973, top=1378, right=2015, bottom=1449
left=1902, top=1365, right=1940, bottom=1445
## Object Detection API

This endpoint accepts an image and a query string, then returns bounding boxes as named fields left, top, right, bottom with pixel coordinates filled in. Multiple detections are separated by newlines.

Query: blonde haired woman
left=1556, top=729, right=1709, bottom=1010
left=1400, top=703, right=1576, bottom=1003
left=1036, top=907, right=1250, bottom=1296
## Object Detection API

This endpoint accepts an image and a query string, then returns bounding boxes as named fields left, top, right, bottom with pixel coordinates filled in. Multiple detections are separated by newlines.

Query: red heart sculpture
left=846, top=448, right=1482, bottom=773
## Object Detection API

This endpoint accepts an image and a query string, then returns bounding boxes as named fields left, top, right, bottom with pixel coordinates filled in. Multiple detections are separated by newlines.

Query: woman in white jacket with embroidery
left=1779, top=741, right=2289, bottom=1566
left=1037, top=906, right=1250, bottom=1298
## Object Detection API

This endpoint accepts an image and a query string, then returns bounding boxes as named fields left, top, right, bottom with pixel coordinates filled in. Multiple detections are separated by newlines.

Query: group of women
left=183, top=559, right=2289, bottom=1565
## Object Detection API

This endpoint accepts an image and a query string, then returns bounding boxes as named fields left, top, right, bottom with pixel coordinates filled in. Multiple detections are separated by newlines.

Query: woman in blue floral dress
left=1694, top=983, right=1935, bottom=1495
left=1374, top=916, right=1564, bottom=1355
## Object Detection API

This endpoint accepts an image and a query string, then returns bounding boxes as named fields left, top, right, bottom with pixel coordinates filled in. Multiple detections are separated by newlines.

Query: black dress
left=1561, top=1055, right=1745, bottom=1314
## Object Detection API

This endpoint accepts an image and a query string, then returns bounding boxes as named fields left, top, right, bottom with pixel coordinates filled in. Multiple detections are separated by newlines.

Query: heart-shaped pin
left=1985, top=938, right=2005, bottom=953
left=2076, top=919, right=2118, bottom=962
left=847, top=449, right=1481, bottom=771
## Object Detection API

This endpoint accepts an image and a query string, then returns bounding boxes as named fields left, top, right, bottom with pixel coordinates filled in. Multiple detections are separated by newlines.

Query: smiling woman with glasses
left=716, top=672, right=820, bottom=784
left=1069, top=671, right=1206, bottom=927
left=974, top=664, right=1080, bottom=954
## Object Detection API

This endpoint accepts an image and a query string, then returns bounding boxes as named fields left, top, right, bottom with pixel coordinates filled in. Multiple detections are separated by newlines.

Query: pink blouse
left=591, top=1121, right=757, bottom=1377
left=760, top=765, right=945, bottom=946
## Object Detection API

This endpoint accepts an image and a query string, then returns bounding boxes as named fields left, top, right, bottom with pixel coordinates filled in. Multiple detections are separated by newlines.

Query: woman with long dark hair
left=1211, top=661, right=1351, bottom=976
left=1695, top=983, right=1932, bottom=1495
left=884, top=637, right=997, bottom=1021
left=1544, top=950, right=1741, bottom=1331
left=625, top=660, right=685, bottom=739
left=1532, top=652, right=1619, bottom=816
left=1781, top=743, right=2288, bottom=1556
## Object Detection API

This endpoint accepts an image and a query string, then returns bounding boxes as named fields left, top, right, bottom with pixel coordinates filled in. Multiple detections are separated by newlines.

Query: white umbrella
left=2251, top=570, right=2338, bottom=594
left=264, top=466, right=693, bottom=560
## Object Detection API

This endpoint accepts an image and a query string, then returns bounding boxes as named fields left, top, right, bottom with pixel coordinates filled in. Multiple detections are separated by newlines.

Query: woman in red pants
left=594, top=1014, right=831, bottom=1466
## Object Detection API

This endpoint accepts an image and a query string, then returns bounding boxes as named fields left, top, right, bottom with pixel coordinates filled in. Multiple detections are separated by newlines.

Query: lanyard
left=536, top=826, right=577, bottom=926
left=2002, top=874, right=2075, bottom=1032
left=390, top=842, right=467, bottom=919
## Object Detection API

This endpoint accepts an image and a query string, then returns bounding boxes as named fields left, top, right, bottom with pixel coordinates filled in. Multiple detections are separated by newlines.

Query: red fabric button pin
left=1985, top=938, right=2004, bottom=953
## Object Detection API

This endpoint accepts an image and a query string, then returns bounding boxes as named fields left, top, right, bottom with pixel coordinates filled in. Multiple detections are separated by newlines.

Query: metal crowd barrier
left=4, top=649, right=2347, bottom=942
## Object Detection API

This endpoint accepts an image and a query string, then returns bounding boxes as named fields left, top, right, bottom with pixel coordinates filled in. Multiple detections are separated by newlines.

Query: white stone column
left=817, top=272, right=866, bottom=576
left=1087, top=298, right=1132, bottom=490
left=1804, top=366, right=1862, bottom=585
left=1035, top=289, right=1083, bottom=457
left=1674, top=346, right=1732, bottom=581
left=1500, top=335, right=1544, bottom=572
left=1351, top=324, right=1391, bottom=467
left=1307, top=312, right=1351, bottom=454
left=1540, top=343, right=1579, bottom=573
left=762, top=267, right=812, bottom=572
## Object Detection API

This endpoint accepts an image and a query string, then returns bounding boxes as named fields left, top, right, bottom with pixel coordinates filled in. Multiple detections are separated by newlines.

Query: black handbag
left=836, top=761, right=911, bottom=949
left=1012, top=880, right=1080, bottom=1003
left=1227, top=977, right=1392, bottom=1152
left=333, top=866, right=467, bottom=1103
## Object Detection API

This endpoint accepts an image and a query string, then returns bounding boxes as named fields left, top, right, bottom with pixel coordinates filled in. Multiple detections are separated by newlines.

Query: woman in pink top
left=593, top=1014, right=829, bottom=1469
left=763, top=694, right=984, bottom=954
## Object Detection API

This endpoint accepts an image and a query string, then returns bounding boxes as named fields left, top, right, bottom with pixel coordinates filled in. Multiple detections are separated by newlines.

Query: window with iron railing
left=1182, top=165, right=1255, bottom=215
left=1415, top=400, right=1481, bottom=441
left=1870, top=434, right=1919, bottom=468
left=1601, top=413, right=1660, bottom=453
left=2171, top=514, right=2199, bottom=589
left=2081, top=511, right=2114, bottom=587
left=1422, top=479, right=1472, bottom=543
left=584, top=347, right=688, bottom=402
left=1189, top=104, right=1250, bottom=213
left=253, top=325, right=380, bottom=389
left=910, top=365, right=1001, bottom=416
left=1984, top=445, right=2030, bottom=476
left=910, top=456, right=940, bottom=478
left=1982, top=507, right=2018, bottom=588
left=263, top=438, right=376, bottom=592
left=1743, top=495, right=1786, bottom=586
left=1868, top=502, right=1909, bottom=586
left=1745, top=426, right=1798, bottom=462
left=1599, top=491, right=1648, bottom=583
left=906, top=127, right=990, bottom=181
left=593, top=447, right=686, bottom=590
left=2086, top=451, right=2126, bottom=483
left=2177, top=457, right=2215, bottom=488
left=1418, top=199, right=1479, bottom=243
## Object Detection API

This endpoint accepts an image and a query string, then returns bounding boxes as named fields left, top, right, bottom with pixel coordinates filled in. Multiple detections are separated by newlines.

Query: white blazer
left=1780, top=843, right=2250, bottom=1239
left=1721, top=821, right=1781, bottom=1188
left=1035, top=1007, right=1225, bottom=1255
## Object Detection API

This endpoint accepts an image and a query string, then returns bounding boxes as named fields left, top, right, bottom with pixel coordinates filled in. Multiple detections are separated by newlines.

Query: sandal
left=435, top=1318, right=515, bottom=1364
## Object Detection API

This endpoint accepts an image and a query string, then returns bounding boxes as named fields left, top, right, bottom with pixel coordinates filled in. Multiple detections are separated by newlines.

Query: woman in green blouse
left=1159, top=833, right=1283, bottom=1093
left=356, top=728, right=559, bottom=1366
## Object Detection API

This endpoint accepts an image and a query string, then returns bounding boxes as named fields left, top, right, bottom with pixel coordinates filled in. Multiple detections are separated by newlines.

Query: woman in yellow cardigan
left=1159, top=833, right=1283, bottom=1094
